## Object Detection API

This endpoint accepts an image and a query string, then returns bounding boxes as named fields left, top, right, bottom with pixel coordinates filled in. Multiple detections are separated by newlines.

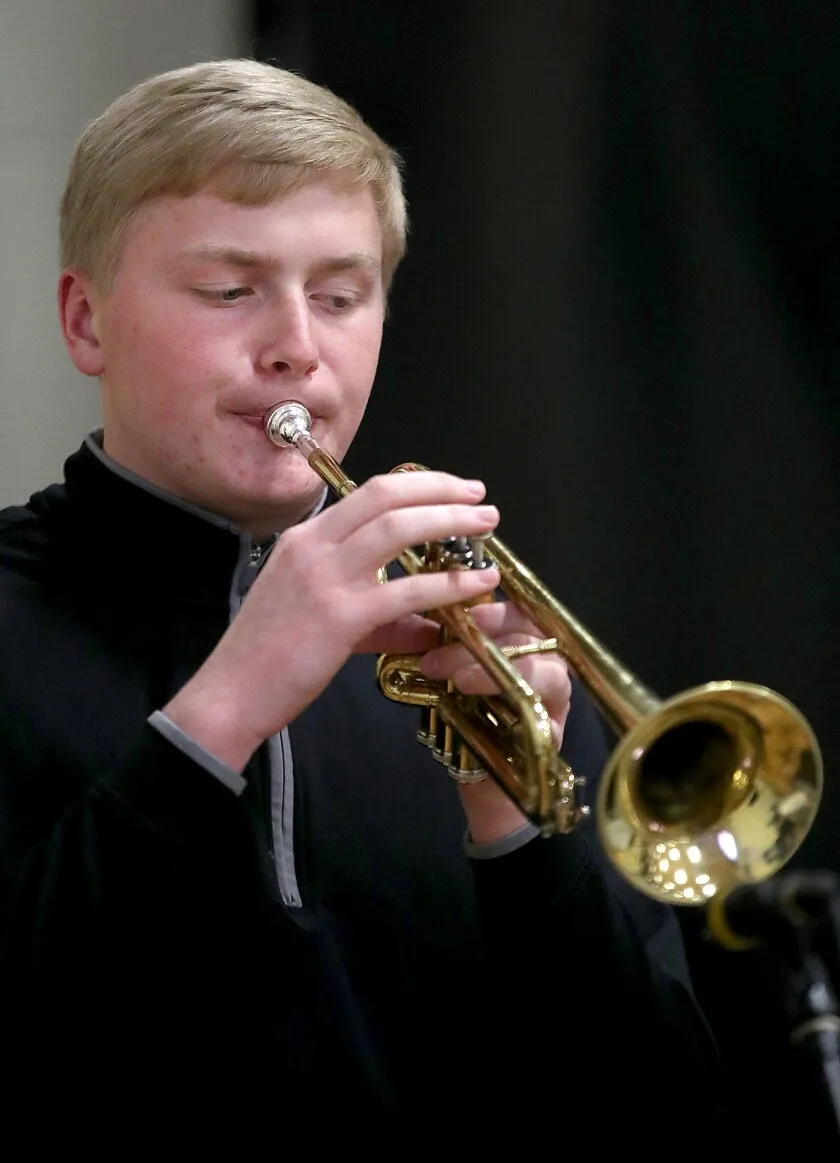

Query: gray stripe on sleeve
left=464, top=820, right=540, bottom=860
left=148, top=710, right=247, bottom=796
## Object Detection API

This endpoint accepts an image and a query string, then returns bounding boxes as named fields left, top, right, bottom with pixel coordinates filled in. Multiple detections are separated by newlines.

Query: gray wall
left=0, top=0, right=247, bottom=504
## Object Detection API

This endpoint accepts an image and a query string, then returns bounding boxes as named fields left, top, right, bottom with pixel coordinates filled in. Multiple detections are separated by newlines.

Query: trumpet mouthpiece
left=264, top=401, right=313, bottom=447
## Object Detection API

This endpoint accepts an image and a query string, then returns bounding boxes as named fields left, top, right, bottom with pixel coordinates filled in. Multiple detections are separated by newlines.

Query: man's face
left=82, top=178, right=386, bottom=534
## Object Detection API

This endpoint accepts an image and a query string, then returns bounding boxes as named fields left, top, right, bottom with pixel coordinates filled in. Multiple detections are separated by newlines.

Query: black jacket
left=0, top=441, right=725, bottom=1146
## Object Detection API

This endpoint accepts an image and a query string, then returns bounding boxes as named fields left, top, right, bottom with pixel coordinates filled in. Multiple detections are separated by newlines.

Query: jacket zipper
left=232, top=535, right=302, bottom=908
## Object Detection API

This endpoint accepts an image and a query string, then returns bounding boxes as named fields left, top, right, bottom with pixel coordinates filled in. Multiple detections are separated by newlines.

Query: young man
left=0, top=59, right=724, bottom=1142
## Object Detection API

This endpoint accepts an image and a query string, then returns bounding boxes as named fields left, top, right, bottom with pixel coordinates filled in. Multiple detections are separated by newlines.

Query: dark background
left=253, top=0, right=839, bottom=1144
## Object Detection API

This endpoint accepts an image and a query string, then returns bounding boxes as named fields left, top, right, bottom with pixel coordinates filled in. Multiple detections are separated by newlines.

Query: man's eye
left=196, top=286, right=252, bottom=302
left=218, top=287, right=249, bottom=301
left=314, top=293, right=356, bottom=311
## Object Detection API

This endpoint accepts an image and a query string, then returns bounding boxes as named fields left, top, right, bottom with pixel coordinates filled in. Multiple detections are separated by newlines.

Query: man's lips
left=237, top=413, right=271, bottom=429
left=234, top=411, right=325, bottom=440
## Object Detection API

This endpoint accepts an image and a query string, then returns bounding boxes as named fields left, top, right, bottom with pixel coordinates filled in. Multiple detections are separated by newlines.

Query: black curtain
left=253, top=1, right=840, bottom=1144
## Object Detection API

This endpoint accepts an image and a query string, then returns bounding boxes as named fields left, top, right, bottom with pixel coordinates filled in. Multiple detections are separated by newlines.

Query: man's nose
left=259, top=294, right=320, bottom=377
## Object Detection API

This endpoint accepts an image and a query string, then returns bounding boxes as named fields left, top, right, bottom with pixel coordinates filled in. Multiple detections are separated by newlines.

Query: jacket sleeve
left=1, top=722, right=257, bottom=981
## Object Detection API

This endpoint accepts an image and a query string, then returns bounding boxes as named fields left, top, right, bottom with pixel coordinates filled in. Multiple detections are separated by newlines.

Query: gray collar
left=84, top=429, right=328, bottom=539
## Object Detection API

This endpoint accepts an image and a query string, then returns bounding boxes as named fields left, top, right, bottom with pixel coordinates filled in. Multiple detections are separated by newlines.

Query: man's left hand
left=418, top=600, right=573, bottom=844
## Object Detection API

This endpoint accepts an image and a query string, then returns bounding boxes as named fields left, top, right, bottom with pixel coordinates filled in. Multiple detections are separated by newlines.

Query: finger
left=419, top=632, right=536, bottom=680
left=455, top=657, right=571, bottom=749
left=515, top=656, right=573, bottom=739
left=550, top=699, right=571, bottom=747
left=513, top=654, right=573, bottom=705
left=439, top=650, right=572, bottom=748
left=463, top=600, right=545, bottom=639
left=359, top=564, right=502, bottom=630
left=346, top=502, right=499, bottom=579
left=445, top=654, right=572, bottom=710
left=317, top=470, right=489, bottom=541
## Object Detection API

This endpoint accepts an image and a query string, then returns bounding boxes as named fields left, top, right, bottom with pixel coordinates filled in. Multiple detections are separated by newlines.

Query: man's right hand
left=162, top=470, right=501, bottom=772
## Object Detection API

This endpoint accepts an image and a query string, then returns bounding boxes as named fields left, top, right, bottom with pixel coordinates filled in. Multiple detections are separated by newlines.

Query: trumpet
left=265, top=401, right=823, bottom=908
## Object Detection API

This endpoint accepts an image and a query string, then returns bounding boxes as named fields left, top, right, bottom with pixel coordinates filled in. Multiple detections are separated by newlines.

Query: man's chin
left=234, top=480, right=329, bottom=538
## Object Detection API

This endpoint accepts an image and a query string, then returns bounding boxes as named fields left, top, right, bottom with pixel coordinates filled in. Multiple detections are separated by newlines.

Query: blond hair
left=59, top=58, right=408, bottom=292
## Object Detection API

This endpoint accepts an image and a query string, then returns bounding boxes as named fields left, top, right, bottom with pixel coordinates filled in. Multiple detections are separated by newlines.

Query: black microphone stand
left=734, top=872, right=840, bottom=1142
left=785, top=942, right=840, bottom=1138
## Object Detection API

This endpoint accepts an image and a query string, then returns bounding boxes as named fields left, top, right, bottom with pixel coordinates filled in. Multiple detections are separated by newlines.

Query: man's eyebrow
left=313, top=252, right=382, bottom=276
left=171, top=245, right=381, bottom=276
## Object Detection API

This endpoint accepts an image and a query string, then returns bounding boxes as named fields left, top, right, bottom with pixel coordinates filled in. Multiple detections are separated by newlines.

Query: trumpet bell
left=597, top=681, right=823, bottom=905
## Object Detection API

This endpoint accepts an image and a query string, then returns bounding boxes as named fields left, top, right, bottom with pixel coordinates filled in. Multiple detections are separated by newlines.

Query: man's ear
left=58, top=270, right=104, bottom=376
